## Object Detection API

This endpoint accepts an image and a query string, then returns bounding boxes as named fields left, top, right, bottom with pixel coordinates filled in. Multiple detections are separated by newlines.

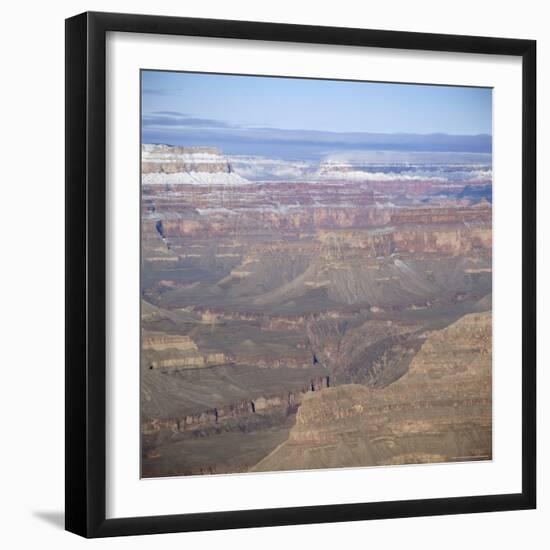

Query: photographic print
left=140, top=70, right=492, bottom=478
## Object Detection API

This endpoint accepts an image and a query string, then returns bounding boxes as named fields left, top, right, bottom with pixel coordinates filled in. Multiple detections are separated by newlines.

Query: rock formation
left=252, top=312, right=492, bottom=472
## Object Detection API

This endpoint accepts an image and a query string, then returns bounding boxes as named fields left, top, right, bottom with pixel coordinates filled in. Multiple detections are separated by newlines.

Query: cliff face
left=318, top=224, right=491, bottom=258
left=149, top=205, right=388, bottom=238
left=142, top=145, right=249, bottom=185
left=252, top=312, right=492, bottom=472
left=142, top=375, right=330, bottom=436
left=390, top=206, right=491, bottom=226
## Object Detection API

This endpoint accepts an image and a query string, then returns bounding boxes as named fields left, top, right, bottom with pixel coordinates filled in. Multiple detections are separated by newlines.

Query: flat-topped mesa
left=142, top=144, right=250, bottom=185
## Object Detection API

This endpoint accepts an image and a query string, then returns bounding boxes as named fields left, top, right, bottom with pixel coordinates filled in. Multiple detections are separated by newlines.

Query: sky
left=142, top=70, right=492, bottom=160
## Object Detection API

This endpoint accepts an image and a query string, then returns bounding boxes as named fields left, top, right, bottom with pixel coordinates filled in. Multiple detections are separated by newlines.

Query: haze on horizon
left=142, top=70, right=492, bottom=160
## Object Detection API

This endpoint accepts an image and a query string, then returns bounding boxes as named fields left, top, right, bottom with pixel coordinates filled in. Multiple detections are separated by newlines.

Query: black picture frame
left=65, top=11, right=536, bottom=538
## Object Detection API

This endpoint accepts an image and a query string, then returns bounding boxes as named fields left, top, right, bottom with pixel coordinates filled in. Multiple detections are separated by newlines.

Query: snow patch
left=142, top=171, right=251, bottom=185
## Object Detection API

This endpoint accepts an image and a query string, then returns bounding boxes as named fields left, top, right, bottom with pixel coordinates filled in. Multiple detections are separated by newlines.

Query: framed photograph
left=65, top=11, right=536, bottom=538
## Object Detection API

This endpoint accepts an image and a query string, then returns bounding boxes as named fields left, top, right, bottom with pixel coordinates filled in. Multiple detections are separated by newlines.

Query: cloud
left=142, top=111, right=237, bottom=129
left=325, top=150, right=492, bottom=164
left=142, top=87, right=180, bottom=96
left=152, top=110, right=189, bottom=116
left=141, top=114, right=492, bottom=159
left=229, top=157, right=313, bottom=180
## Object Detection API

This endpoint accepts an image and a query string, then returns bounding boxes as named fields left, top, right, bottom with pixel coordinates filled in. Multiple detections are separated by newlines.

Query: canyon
left=252, top=312, right=491, bottom=472
left=140, top=145, right=492, bottom=477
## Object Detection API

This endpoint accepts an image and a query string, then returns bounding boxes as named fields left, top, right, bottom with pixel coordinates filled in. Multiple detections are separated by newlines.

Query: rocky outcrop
left=142, top=332, right=198, bottom=352
left=142, top=327, right=233, bottom=370
left=252, top=312, right=492, bottom=472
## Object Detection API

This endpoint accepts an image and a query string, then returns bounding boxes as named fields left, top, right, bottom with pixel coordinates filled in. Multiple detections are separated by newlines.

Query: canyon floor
left=140, top=145, right=492, bottom=478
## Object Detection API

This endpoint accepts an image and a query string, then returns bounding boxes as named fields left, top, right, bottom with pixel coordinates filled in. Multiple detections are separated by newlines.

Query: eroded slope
left=252, top=311, right=492, bottom=472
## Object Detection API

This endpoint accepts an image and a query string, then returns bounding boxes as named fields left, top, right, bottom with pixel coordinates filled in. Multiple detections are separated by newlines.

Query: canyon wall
left=140, top=145, right=493, bottom=478
left=252, top=312, right=492, bottom=472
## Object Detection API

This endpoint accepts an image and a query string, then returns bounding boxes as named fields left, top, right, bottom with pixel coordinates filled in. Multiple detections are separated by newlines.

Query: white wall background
left=0, top=1, right=546, bottom=548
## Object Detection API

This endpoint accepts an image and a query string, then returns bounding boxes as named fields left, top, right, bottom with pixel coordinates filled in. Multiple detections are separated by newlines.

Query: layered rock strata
left=252, top=312, right=492, bottom=472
